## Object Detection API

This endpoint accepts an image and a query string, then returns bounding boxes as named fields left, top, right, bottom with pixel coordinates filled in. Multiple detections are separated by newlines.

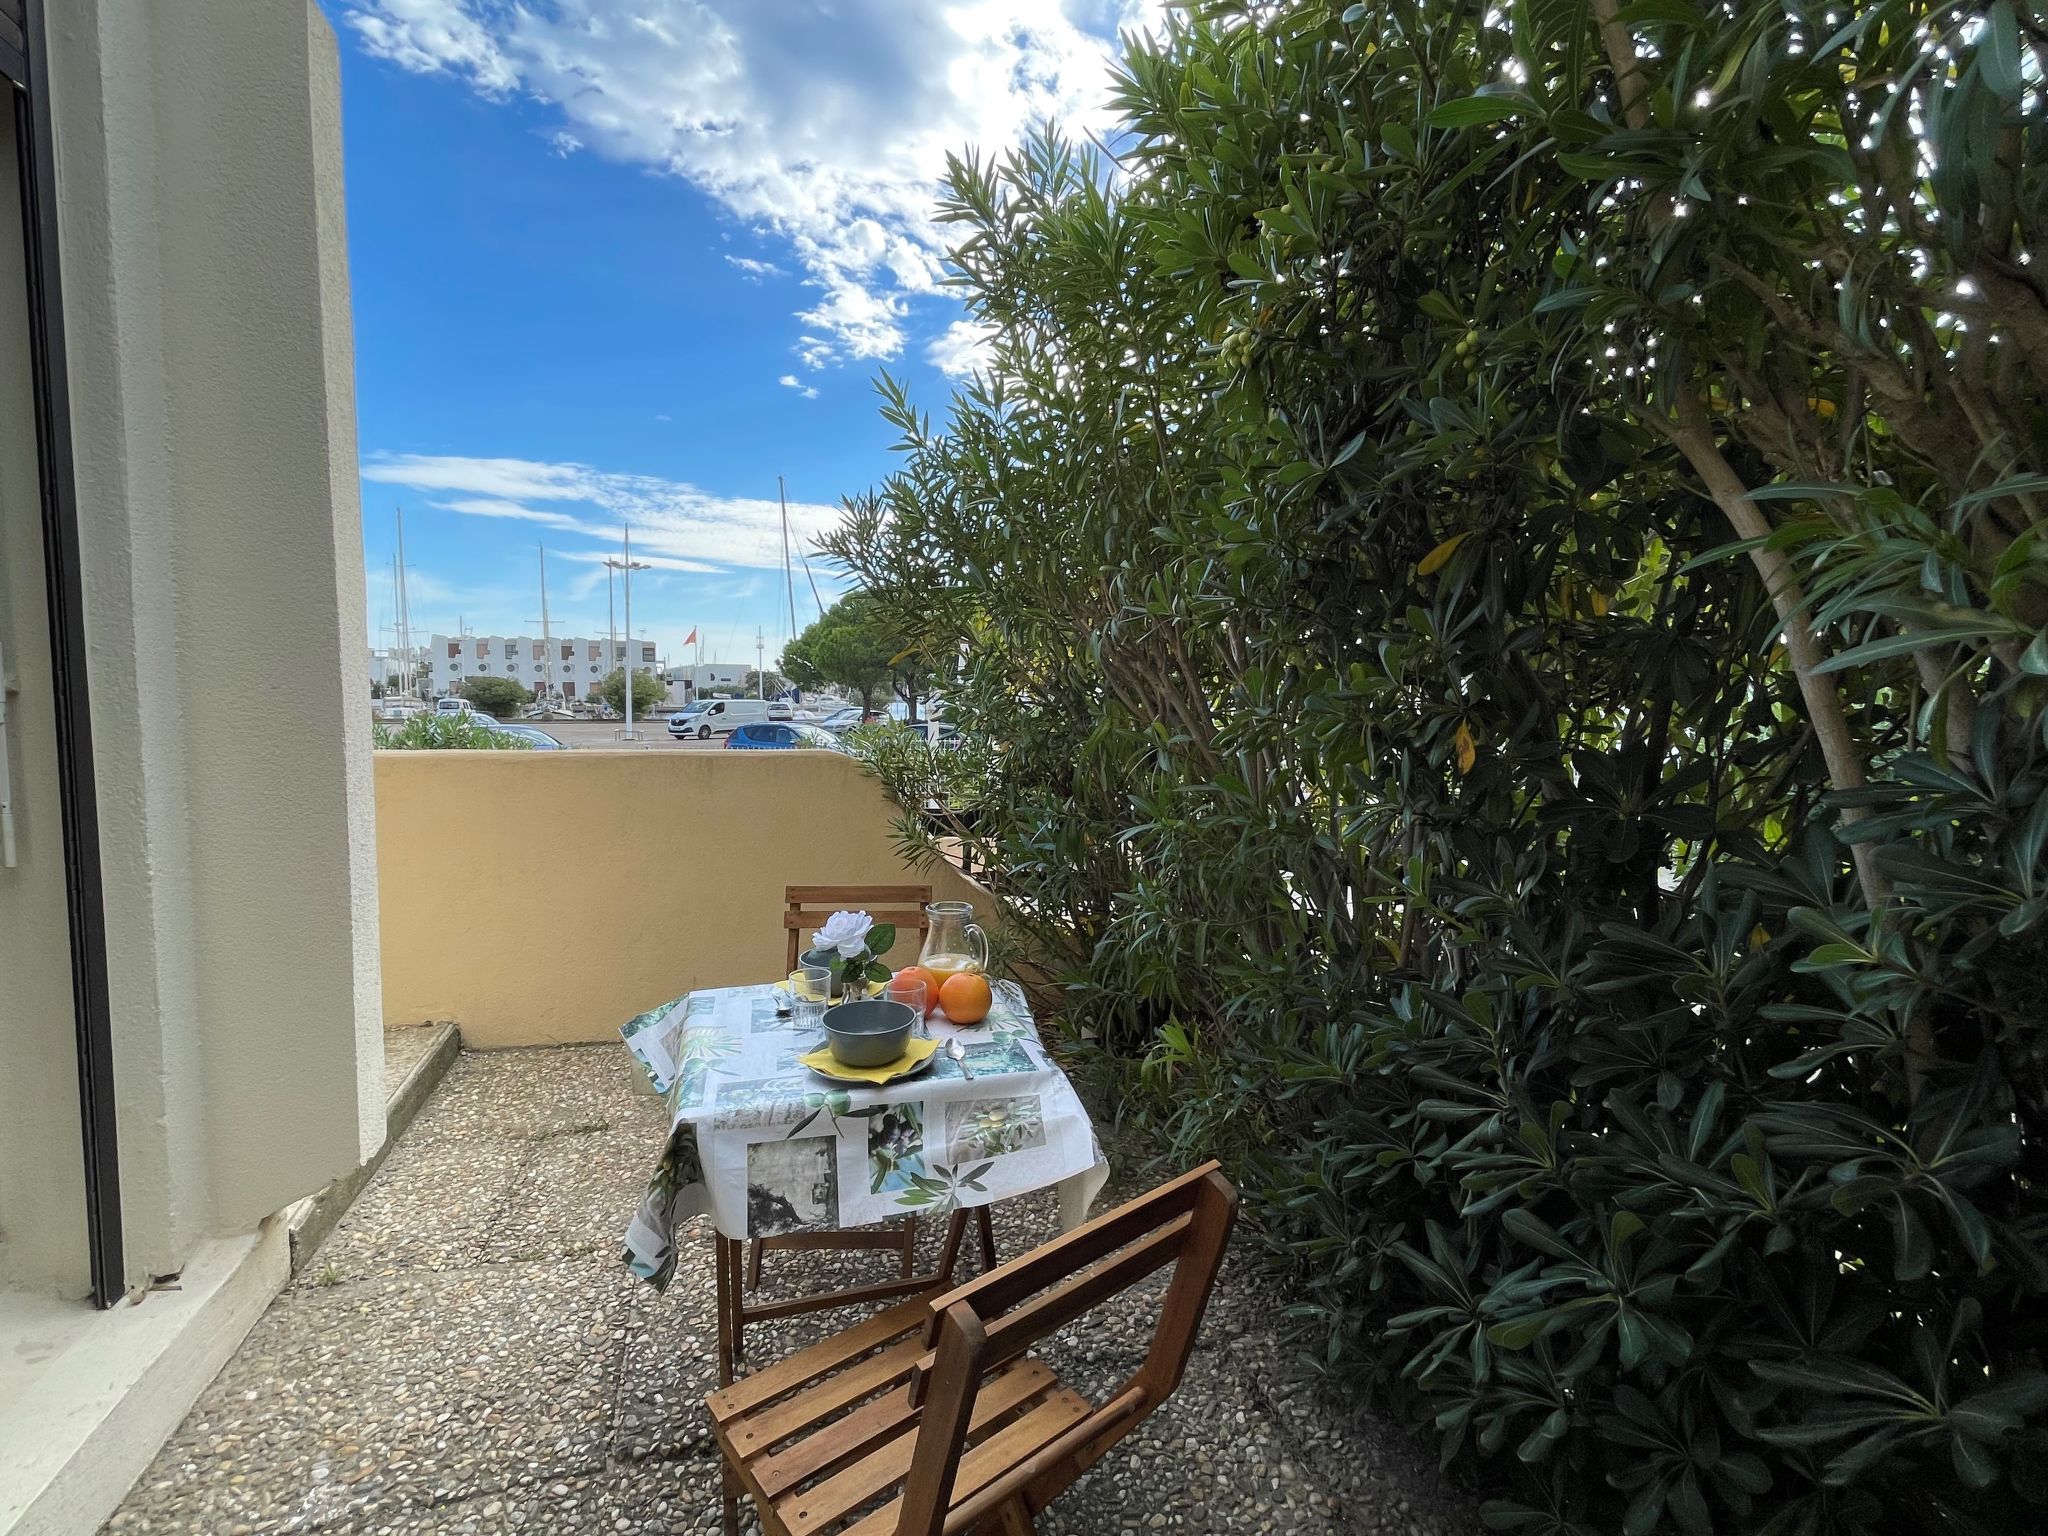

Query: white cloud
left=435, top=496, right=589, bottom=530
left=725, top=255, right=786, bottom=281
left=777, top=373, right=820, bottom=400
left=556, top=549, right=721, bottom=575
left=342, top=1, right=1152, bottom=366
left=364, top=451, right=842, bottom=570
left=926, top=318, right=996, bottom=377
left=345, top=0, right=519, bottom=91
left=363, top=453, right=595, bottom=503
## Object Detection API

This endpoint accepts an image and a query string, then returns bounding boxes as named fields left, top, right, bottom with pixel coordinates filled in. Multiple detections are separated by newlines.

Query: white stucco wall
left=40, top=0, right=383, bottom=1284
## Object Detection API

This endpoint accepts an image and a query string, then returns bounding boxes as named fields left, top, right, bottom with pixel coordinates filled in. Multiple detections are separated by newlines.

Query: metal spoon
left=946, top=1037, right=974, bottom=1080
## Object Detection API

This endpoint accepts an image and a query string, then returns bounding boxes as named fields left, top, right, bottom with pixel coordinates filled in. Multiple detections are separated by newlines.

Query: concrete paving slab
left=104, top=1045, right=1479, bottom=1536
left=300, top=1138, right=530, bottom=1284
left=106, top=1262, right=636, bottom=1533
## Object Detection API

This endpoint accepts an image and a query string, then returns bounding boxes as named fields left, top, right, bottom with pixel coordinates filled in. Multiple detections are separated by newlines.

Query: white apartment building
left=367, top=645, right=421, bottom=692
left=673, top=661, right=749, bottom=696
left=428, top=632, right=660, bottom=701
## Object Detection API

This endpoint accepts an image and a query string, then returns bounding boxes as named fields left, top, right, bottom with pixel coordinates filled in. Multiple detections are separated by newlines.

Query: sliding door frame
left=4, top=0, right=123, bottom=1309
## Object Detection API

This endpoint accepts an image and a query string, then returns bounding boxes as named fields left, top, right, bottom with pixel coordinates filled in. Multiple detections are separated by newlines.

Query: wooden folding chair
left=783, top=884, right=934, bottom=974
left=759, top=885, right=994, bottom=1296
left=708, top=1162, right=1238, bottom=1536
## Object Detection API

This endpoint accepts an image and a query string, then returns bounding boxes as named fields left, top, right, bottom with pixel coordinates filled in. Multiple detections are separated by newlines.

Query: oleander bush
left=823, top=2, right=2048, bottom=1531
left=370, top=714, right=531, bottom=750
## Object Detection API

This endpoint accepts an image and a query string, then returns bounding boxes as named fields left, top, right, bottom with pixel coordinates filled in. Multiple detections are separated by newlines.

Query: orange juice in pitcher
left=918, top=900, right=986, bottom=981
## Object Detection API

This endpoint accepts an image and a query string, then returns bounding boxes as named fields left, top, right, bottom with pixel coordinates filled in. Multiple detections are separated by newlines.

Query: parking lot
left=538, top=718, right=726, bottom=749
left=373, top=707, right=876, bottom=750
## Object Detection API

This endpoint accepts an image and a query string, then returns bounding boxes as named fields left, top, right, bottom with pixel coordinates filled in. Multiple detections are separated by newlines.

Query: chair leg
left=721, top=1458, right=743, bottom=1536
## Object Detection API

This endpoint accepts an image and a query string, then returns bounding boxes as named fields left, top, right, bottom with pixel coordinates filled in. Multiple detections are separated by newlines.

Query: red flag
left=684, top=626, right=698, bottom=645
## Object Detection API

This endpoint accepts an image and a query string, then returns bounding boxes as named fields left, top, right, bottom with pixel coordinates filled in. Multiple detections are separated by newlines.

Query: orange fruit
left=893, top=966, right=942, bottom=1015
left=938, top=971, right=992, bottom=1024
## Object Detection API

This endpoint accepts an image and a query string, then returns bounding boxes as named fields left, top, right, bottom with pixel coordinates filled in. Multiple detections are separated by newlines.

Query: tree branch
left=1660, top=388, right=1889, bottom=914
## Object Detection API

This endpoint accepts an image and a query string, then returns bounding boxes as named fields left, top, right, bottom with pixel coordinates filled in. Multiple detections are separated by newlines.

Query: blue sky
left=332, top=1, right=1150, bottom=669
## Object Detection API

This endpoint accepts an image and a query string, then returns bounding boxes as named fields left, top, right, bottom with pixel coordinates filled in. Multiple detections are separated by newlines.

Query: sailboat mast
left=539, top=544, right=555, bottom=703
left=389, top=554, right=401, bottom=694
left=394, top=507, right=413, bottom=697
left=779, top=475, right=797, bottom=645
left=622, top=527, right=638, bottom=740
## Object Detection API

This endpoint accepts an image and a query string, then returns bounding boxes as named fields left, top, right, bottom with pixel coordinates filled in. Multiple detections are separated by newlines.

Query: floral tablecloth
left=619, top=979, right=1107, bottom=1290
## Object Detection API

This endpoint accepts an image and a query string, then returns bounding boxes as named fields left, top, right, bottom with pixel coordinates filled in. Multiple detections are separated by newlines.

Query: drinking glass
left=791, top=964, right=832, bottom=1041
left=885, top=976, right=928, bottom=1037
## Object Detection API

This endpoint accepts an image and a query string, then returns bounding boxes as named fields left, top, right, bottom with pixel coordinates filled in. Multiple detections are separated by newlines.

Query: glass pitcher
left=918, top=900, right=987, bottom=980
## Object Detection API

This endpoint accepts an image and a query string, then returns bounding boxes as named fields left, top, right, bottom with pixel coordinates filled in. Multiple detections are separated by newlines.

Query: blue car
left=475, top=719, right=567, bottom=749
left=723, top=723, right=847, bottom=752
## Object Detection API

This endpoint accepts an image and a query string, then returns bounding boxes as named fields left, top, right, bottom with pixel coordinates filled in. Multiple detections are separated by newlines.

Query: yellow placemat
left=798, top=1035, right=939, bottom=1083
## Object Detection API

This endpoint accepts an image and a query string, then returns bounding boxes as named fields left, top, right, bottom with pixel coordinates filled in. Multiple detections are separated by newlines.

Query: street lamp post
left=605, top=530, right=651, bottom=741
left=756, top=626, right=765, bottom=699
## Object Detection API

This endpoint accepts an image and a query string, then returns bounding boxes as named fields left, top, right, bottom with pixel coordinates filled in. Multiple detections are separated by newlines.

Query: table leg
left=937, top=1207, right=969, bottom=1283
left=975, top=1206, right=998, bottom=1273
left=715, top=1236, right=739, bottom=1388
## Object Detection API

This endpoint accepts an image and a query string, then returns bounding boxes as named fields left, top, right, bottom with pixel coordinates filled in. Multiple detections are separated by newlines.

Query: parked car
left=434, top=696, right=477, bottom=717
left=479, top=721, right=566, bottom=749
left=791, top=723, right=851, bottom=751
left=669, top=697, right=774, bottom=740
left=817, top=705, right=880, bottom=733
left=722, top=722, right=849, bottom=752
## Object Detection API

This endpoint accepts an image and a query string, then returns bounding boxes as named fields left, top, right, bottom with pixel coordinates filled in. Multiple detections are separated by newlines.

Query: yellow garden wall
left=374, top=750, right=990, bottom=1048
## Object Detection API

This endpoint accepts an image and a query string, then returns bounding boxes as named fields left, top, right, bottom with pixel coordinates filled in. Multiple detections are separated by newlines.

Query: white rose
left=813, top=910, right=875, bottom=957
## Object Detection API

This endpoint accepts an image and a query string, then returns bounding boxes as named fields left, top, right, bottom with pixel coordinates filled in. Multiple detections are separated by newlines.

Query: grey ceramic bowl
left=823, top=998, right=916, bottom=1068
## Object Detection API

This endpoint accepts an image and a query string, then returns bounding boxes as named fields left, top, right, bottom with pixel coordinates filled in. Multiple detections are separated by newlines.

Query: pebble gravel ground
left=103, top=1044, right=1479, bottom=1536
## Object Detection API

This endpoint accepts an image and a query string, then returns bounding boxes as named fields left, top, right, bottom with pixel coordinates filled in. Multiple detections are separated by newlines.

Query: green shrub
left=371, top=714, right=531, bottom=751
left=824, top=2, right=2048, bottom=1531
left=592, top=667, right=668, bottom=717
left=455, top=675, right=532, bottom=718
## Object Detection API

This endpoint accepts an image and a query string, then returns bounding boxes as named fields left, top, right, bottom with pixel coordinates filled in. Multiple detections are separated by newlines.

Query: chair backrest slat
left=972, top=1213, right=1189, bottom=1374
left=784, top=884, right=933, bottom=971
left=894, top=1163, right=1237, bottom=1536
left=786, top=884, right=935, bottom=905
left=783, top=910, right=928, bottom=933
left=924, top=1161, right=1216, bottom=1322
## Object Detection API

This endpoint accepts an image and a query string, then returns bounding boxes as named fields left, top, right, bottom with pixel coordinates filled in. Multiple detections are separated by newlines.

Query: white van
left=669, top=697, right=772, bottom=740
